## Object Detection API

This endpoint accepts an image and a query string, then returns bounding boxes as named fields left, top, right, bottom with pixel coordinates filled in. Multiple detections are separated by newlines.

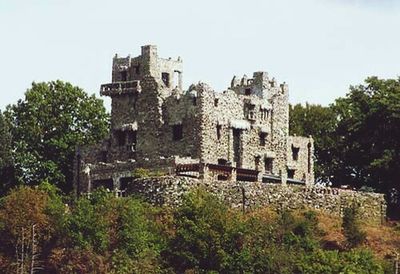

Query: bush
left=342, top=206, right=366, bottom=248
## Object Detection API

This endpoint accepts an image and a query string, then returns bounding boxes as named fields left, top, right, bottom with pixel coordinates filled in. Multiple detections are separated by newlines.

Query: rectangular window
left=162, top=72, right=170, bottom=87
left=120, top=70, right=127, bottom=81
left=214, top=98, right=219, bottom=107
left=259, top=133, right=267, bottom=146
left=288, top=169, right=295, bottom=179
left=116, top=130, right=125, bottom=146
left=133, top=65, right=140, bottom=74
left=291, top=145, right=300, bottom=161
left=264, top=158, right=273, bottom=174
left=217, top=125, right=221, bottom=140
left=127, top=131, right=137, bottom=151
left=245, top=88, right=251, bottom=95
left=172, top=124, right=183, bottom=141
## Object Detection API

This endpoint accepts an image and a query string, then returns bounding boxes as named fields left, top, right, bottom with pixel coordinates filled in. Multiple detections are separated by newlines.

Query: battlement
left=109, top=45, right=183, bottom=93
left=230, top=71, right=287, bottom=98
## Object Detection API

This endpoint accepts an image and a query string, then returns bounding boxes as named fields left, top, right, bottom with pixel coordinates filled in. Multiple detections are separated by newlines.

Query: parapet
left=229, top=71, right=287, bottom=98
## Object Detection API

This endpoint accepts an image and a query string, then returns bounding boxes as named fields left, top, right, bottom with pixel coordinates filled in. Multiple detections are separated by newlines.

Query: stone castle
left=73, top=45, right=386, bottom=223
left=74, top=45, right=314, bottom=195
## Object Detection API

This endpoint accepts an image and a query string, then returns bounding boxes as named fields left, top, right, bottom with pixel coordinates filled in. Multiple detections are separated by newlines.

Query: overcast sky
left=0, top=0, right=399, bottom=111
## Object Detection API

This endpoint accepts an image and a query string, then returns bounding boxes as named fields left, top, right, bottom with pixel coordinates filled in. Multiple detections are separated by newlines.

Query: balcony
left=100, top=81, right=140, bottom=96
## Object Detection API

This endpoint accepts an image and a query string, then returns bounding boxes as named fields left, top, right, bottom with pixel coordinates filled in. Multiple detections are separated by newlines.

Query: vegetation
left=290, top=77, right=400, bottom=218
left=0, top=77, right=399, bottom=271
left=2, top=81, right=109, bottom=193
left=0, top=186, right=397, bottom=273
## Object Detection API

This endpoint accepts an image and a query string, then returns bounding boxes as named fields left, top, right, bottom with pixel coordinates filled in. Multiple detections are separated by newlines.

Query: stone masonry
left=126, top=176, right=386, bottom=224
left=74, top=45, right=315, bottom=194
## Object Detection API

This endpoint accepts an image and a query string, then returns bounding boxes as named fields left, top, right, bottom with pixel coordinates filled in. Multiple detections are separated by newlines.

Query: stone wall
left=126, top=176, right=386, bottom=224
left=287, top=136, right=315, bottom=183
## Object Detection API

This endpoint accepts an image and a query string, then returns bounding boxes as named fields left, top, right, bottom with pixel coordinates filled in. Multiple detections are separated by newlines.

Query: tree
left=0, top=185, right=61, bottom=273
left=4, top=81, right=109, bottom=193
left=333, top=77, right=400, bottom=217
left=0, top=111, right=14, bottom=195
left=342, top=206, right=366, bottom=248
left=289, top=103, right=338, bottom=182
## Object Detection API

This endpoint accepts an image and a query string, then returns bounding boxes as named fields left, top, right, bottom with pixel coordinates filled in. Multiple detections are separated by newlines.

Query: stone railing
left=100, top=81, right=140, bottom=96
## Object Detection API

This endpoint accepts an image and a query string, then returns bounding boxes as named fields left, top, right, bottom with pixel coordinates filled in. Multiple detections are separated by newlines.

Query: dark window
left=192, top=97, right=197, bottom=106
left=162, top=72, right=170, bottom=87
left=233, top=129, right=241, bottom=168
left=101, top=151, right=107, bottom=163
left=93, top=179, right=113, bottom=191
left=121, top=70, right=127, bottom=81
left=217, top=125, right=221, bottom=140
left=218, top=158, right=228, bottom=165
left=264, top=158, right=273, bottom=174
left=260, top=133, right=267, bottom=146
left=133, top=65, right=140, bottom=74
left=116, top=131, right=125, bottom=146
left=245, top=88, right=251, bottom=95
left=288, top=169, right=295, bottom=179
left=119, top=177, right=133, bottom=197
left=255, top=156, right=260, bottom=171
left=214, top=98, right=219, bottom=107
left=127, top=131, right=137, bottom=151
left=172, top=124, right=183, bottom=141
left=245, top=104, right=256, bottom=120
left=217, top=174, right=228, bottom=181
left=292, top=145, right=300, bottom=161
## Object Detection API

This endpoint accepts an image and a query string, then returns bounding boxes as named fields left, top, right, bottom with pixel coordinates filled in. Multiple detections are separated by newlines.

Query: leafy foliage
left=342, top=206, right=366, bottom=248
left=0, top=112, right=14, bottom=195
left=0, top=186, right=391, bottom=273
left=4, top=80, right=109, bottom=193
left=290, top=77, right=400, bottom=218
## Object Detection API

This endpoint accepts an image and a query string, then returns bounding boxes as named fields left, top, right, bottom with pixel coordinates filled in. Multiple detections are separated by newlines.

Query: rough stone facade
left=74, top=45, right=315, bottom=194
left=126, top=176, right=386, bottom=224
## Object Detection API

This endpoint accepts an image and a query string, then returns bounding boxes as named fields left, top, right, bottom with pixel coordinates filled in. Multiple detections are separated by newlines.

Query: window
left=291, top=145, right=300, bottom=161
left=101, top=151, right=107, bottom=163
left=264, top=158, right=273, bottom=174
left=214, top=98, right=219, bottom=107
left=162, top=72, right=170, bottom=87
left=287, top=169, right=295, bottom=179
left=127, top=131, right=137, bottom=151
left=93, top=179, right=113, bottom=191
left=245, top=104, right=256, bottom=120
left=260, top=109, right=269, bottom=120
left=255, top=156, right=261, bottom=171
left=218, top=158, right=228, bottom=165
left=172, top=124, right=183, bottom=141
left=245, top=88, right=251, bottom=95
left=116, top=130, right=125, bottom=146
left=259, top=133, right=267, bottom=146
left=121, top=70, right=127, bottom=81
left=133, top=65, right=140, bottom=74
left=192, top=97, right=197, bottom=106
left=217, top=125, right=221, bottom=140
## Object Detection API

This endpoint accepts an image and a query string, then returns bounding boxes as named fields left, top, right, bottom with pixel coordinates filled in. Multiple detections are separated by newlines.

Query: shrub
left=342, top=205, right=366, bottom=248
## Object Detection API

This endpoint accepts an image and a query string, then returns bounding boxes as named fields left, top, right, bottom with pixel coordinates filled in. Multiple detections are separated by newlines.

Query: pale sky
left=1, top=0, right=399, bottom=111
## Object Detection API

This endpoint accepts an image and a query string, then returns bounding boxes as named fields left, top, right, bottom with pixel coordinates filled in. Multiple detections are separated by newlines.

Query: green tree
left=4, top=81, right=109, bottom=193
left=0, top=111, right=14, bottom=195
left=333, top=77, right=400, bottom=216
left=289, top=103, right=338, bottom=182
left=165, top=188, right=249, bottom=273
